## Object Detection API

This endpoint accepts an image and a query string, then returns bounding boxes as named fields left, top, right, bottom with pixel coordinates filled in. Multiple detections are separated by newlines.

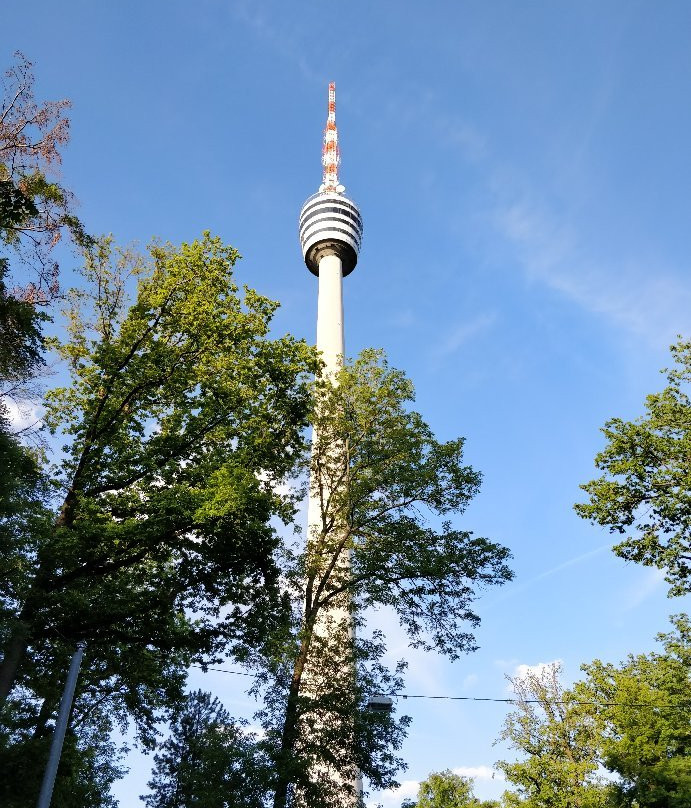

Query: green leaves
left=256, top=349, right=511, bottom=808
left=497, top=663, right=608, bottom=808
left=46, top=233, right=314, bottom=513
left=402, top=769, right=499, bottom=808
left=498, top=617, right=691, bottom=808
left=0, top=233, right=317, bottom=778
left=308, top=349, right=513, bottom=655
left=576, top=338, right=691, bottom=595
left=144, top=690, right=270, bottom=808
left=575, top=615, right=691, bottom=808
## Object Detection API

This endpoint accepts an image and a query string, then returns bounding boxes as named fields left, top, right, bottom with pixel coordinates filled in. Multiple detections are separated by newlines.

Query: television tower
left=299, top=82, right=363, bottom=374
left=298, top=82, right=364, bottom=804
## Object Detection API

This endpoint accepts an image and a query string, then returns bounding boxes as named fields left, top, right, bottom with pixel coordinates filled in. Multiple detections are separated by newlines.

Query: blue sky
left=5, top=1, right=691, bottom=803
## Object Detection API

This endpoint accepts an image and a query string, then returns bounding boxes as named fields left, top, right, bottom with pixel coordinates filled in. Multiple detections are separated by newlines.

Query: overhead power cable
left=190, top=665, right=691, bottom=711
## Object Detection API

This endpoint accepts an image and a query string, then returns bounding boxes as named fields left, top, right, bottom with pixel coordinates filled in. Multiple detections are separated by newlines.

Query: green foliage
left=496, top=662, right=609, bottom=808
left=255, top=350, right=512, bottom=808
left=0, top=691, right=125, bottom=808
left=0, top=233, right=316, bottom=796
left=310, top=350, right=513, bottom=659
left=403, top=770, right=473, bottom=808
left=0, top=258, right=45, bottom=386
left=402, top=769, right=500, bottom=808
left=576, top=339, right=691, bottom=595
left=496, top=619, right=691, bottom=808
left=143, top=690, right=269, bottom=808
left=0, top=180, right=38, bottom=230
left=575, top=615, right=691, bottom=807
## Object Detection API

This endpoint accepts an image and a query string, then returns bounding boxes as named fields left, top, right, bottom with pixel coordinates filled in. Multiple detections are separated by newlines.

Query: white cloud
left=453, top=765, right=504, bottom=781
left=369, top=779, right=419, bottom=808
left=238, top=722, right=266, bottom=740
left=3, top=398, right=42, bottom=431
left=461, top=673, right=479, bottom=690
left=505, top=659, right=563, bottom=694
left=369, top=767, right=504, bottom=807
left=512, top=659, right=562, bottom=681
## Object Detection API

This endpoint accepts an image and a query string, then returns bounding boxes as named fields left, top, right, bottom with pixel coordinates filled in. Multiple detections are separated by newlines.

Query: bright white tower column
left=299, top=81, right=363, bottom=552
left=298, top=81, right=364, bottom=804
left=300, top=82, right=363, bottom=376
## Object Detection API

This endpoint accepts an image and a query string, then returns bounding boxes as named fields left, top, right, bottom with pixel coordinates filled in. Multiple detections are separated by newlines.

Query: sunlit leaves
left=576, top=338, right=691, bottom=595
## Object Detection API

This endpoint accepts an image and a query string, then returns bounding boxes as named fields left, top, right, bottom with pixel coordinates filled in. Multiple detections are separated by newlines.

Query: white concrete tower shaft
left=315, top=252, right=345, bottom=372
left=298, top=82, right=364, bottom=806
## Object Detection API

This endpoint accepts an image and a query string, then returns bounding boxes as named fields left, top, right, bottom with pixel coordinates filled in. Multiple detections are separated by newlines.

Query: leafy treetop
left=576, top=338, right=691, bottom=595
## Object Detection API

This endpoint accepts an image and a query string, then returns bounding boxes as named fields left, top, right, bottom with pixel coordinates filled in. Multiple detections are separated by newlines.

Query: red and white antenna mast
left=320, top=82, right=344, bottom=193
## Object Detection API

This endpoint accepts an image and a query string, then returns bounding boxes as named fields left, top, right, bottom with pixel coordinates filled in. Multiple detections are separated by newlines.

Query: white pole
left=36, top=642, right=86, bottom=808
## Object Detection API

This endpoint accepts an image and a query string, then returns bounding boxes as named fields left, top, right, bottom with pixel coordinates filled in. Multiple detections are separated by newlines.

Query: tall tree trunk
left=0, top=616, right=31, bottom=708
left=272, top=628, right=313, bottom=808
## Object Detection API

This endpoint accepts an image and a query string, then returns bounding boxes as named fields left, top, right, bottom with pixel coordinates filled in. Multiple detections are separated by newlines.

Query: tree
left=575, top=615, right=691, bottom=807
left=1, top=51, right=90, bottom=302
left=0, top=234, right=316, bottom=756
left=251, top=351, right=513, bottom=808
left=0, top=686, right=126, bottom=808
left=0, top=53, right=87, bottom=663
left=143, top=690, right=269, bottom=808
left=576, top=339, right=691, bottom=595
left=496, top=662, right=609, bottom=808
left=402, top=769, right=500, bottom=808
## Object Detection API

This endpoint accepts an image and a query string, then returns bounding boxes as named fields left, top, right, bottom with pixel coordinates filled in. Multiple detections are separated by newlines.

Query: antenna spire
left=321, top=82, right=343, bottom=193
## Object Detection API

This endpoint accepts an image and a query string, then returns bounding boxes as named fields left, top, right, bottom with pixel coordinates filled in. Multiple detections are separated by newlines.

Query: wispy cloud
left=369, top=779, right=419, bottom=808
left=367, top=606, right=447, bottom=694
left=403, top=77, right=691, bottom=348
left=430, top=312, right=496, bottom=364
left=386, top=308, right=418, bottom=329
left=493, top=194, right=691, bottom=345
left=620, top=566, right=666, bottom=612
left=229, top=0, right=322, bottom=85
left=461, top=673, right=479, bottom=690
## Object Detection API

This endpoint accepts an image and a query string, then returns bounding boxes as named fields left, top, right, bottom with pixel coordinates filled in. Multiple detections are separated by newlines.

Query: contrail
left=486, top=542, right=611, bottom=607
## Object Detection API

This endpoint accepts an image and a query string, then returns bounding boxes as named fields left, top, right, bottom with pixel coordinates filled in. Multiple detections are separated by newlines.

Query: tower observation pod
left=299, top=82, right=363, bottom=371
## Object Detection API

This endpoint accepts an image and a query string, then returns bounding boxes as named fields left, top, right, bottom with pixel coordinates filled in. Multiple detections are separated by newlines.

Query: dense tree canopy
left=0, top=233, right=317, bottom=804
left=253, top=351, right=513, bottom=808
left=497, top=618, right=691, bottom=808
left=576, top=339, right=691, bottom=595
left=0, top=686, right=126, bottom=808
left=497, top=663, right=607, bottom=808
left=402, top=769, right=500, bottom=808
left=575, top=615, right=691, bottom=807
left=144, top=690, right=269, bottom=808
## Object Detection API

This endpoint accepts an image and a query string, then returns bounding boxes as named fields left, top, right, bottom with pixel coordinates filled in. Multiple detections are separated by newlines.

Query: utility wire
left=191, top=665, right=691, bottom=711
